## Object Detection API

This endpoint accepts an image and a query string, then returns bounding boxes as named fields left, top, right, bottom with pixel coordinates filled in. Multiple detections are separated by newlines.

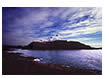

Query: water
left=8, top=49, right=102, bottom=71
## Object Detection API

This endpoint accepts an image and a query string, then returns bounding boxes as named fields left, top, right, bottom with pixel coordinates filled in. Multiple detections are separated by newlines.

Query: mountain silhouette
left=24, top=40, right=99, bottom=50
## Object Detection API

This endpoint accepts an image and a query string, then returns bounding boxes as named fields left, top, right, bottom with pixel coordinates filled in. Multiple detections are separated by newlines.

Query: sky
left=2, top=7, right=102, bottom=47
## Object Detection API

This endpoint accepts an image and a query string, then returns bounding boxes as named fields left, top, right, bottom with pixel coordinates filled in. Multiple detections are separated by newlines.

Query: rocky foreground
left=2, top=46, right=102, bottom=75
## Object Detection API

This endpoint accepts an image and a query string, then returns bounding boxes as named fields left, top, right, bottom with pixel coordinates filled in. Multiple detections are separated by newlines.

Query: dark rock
left=24, top=40, right=96, bottom=50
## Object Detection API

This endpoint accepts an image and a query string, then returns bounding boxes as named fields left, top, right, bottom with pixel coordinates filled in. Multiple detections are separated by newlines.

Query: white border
left=1, top=0, right=103, bottom=7
left=1, top=0, right=109, bottom=79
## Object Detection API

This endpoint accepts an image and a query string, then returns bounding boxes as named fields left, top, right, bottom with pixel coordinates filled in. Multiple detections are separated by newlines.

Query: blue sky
left=2, top=7, right=102, bottom=47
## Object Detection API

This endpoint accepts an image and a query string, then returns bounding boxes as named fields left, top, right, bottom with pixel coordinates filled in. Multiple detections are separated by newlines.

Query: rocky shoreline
left=2, top=40, right=102, bottom=51
left=2, top=46, right=102, bottom=75
left=24, top=40, right=101, bottom=50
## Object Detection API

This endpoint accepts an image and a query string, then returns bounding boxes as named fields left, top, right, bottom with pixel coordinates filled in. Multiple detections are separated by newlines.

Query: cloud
left=2, top=7, right=102, bottom=47
left=59, top=26, right=102, bottom=38
left=67, top=38, right=94, bottom=41
left=59, top=7, right=102, bottom=40
left=62, top=7, right=101, bottom=28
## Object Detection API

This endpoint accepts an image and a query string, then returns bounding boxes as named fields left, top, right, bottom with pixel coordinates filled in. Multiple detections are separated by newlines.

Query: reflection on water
left=8, top=49, right=102, bottom=71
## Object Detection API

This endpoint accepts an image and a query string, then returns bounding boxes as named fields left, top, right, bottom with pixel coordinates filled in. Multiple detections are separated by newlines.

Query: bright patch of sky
left=2, top=7, right=102, bottom=47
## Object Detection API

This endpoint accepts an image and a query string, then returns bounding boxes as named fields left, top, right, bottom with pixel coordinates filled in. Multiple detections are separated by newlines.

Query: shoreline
left=3, top=40, right=102, bottom=50
left=3, top=45, right=102, bottom=51
left=2, top=47, right=102, bottom=75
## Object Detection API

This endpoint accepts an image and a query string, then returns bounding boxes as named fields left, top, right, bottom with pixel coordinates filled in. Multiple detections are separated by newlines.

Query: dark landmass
left=3, top=40, right=102, bottom=50
left=2, top=46, right=102, bottom=75
left=24, top=40, right=102, bottom=50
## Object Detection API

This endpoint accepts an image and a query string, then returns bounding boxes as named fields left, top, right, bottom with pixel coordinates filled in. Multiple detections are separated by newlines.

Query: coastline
left=2, top=46, right=102, bottom=75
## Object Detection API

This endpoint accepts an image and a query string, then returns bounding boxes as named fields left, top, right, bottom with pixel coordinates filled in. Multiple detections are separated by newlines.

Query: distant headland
left=4, top=40, right=101, bottom=50
left=24, top=40, right=101, bottom=50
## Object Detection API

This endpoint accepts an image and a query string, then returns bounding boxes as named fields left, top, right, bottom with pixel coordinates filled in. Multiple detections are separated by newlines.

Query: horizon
left=2, top=7, right=102, bottom=48
left=2, top=39, right=102, bottom=48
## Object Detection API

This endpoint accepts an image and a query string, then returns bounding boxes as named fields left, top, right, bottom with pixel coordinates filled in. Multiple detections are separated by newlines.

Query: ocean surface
left=8, top=49, right=102, bottom=71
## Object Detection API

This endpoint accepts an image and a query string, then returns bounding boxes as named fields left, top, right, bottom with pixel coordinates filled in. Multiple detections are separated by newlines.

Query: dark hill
left=24, top=40, right=96, bottom=50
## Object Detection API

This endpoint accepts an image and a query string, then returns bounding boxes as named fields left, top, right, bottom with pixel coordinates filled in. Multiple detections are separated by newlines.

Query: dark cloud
left=2, top=7, right=102, bottom=47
